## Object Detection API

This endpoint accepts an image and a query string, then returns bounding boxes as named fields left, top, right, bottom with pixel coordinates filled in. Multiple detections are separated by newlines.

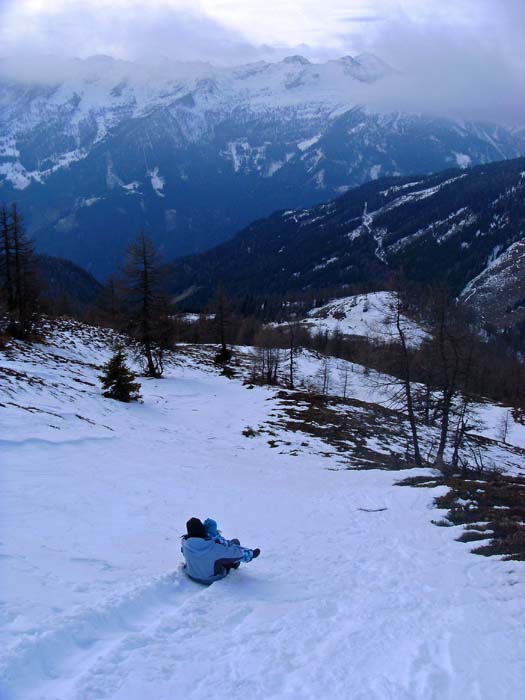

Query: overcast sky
left=0, top=0, right=523, bottom=124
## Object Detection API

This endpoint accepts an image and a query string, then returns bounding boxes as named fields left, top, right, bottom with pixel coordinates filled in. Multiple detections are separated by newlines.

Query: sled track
left=0, top=571, right=205, bottom=700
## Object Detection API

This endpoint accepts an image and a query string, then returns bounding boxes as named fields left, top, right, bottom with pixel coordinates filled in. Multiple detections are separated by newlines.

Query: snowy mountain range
left=1, top=54, right=524, bottom=278
left=170, top=157, right=525, bottom=331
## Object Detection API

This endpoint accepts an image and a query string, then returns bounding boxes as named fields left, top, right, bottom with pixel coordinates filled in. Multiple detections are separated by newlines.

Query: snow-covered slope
left=461, top=238, right=525, bottom=331
left=1, top=55, right=524, bottom=277
left=276, top=292, right=428, bottom=346
left=1, top=322, right=525, bottom=699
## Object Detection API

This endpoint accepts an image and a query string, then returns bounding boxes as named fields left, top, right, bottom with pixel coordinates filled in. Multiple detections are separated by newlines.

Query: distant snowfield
left=275, top=292, right=429, bottom=347
left=1, top=324, right=524, bottom=700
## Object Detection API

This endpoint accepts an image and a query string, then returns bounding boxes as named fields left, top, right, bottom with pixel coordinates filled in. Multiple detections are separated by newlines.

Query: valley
left=1, top=54, right=524, bottom=278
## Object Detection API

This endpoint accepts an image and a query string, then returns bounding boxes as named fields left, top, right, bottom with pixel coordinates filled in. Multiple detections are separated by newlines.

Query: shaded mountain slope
left=169, top=158, right=525, bottom=321
left=38, top=255, right=102, bottom=310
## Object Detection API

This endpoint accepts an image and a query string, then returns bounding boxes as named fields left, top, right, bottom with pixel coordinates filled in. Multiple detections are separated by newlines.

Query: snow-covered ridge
left=460, top=239, right=525, bottom=328
left=0, top=52, right=392, bottom=189
left=272, top=292, right=428, bottom=347
left=0, top=52, right=392, bottom=92
left=288, top=172, right=475, bottom=254
left=2, top=58, right=524, bottom=282
left=1, top=53, right=523, bottom=195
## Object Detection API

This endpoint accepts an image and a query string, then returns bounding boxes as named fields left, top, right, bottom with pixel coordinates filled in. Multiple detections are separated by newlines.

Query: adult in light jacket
left=181, top=517, right=260, bottom=584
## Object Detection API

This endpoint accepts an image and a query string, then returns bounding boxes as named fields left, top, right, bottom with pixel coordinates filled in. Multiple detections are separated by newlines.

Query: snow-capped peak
left=0, top=51, right=396, bottom=190
left=334, top=52, right=394, bottom=82
left=282, top=55, right=311, bottom=65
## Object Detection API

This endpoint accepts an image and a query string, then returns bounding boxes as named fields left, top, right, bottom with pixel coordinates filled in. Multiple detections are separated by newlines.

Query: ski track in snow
left=1, top=326, right=525, bottom=699
left=0, top=572, right=201, bottom=700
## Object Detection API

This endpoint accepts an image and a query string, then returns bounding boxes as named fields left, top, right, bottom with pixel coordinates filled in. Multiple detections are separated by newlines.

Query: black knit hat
left=186, top=517, right=207, bottom=539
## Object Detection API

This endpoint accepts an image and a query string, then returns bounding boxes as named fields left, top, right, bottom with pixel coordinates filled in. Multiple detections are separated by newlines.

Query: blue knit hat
left=203, top=518, right=219, bottom=537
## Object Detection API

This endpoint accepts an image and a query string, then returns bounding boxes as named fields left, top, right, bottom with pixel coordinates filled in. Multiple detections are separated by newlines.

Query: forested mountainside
left=1, top=54, right=524, bottom=278
left=169, top=157, right=525, bottom=327
left=37, top=255, right=102, bottom=311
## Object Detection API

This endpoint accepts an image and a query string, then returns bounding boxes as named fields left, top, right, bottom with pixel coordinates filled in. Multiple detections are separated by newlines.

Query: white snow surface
left=454, top=152, right=472, bottom=169
left=1, top=322, right=525, bottom=700
left=297, top=134, right=322, bottom=151
left=148, top=167, right=165, bottom=197
left=283, top=292, right=428, bottom=347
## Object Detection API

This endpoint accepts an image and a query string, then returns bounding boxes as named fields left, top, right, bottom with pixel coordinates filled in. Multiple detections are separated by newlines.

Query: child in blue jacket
left=181, top=517, right=260, bottom=584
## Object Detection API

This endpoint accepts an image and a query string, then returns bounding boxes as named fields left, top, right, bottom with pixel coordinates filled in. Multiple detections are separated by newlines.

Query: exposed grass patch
left=265, top=390, right=415, bottom=470
left=398, top=473, right=525, bottom=561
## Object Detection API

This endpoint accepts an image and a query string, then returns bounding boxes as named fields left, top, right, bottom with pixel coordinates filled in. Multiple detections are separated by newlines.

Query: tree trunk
left=434, top=391, right=452, bottom=469
left=289, top=325, right=295, bottom=389
left=396, top=302, right=422, bottom=467
left=0, top=207, right=14, bottom=311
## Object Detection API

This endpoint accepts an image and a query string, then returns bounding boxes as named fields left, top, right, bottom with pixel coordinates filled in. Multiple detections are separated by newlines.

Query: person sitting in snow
left=181, top=517, right=260, bottom=584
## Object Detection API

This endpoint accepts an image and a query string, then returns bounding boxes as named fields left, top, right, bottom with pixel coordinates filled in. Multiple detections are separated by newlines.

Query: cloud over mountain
left=0, top=0, right=522, bottom=124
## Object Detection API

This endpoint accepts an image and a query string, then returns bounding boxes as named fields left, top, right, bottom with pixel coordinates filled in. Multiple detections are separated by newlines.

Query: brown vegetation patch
left=399, top=473, right=525, bottom=561
left=265, top=390, right=415, bottom=470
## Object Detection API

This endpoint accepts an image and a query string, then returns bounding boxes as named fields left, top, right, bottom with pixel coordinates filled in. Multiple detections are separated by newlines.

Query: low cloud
left=0, top=0, right=522, bottom=126
left=352, top=0, right=525, bottom=124
left=0, top=2, right=264, bottom=66
left=341, top=16, right=385, bottom=23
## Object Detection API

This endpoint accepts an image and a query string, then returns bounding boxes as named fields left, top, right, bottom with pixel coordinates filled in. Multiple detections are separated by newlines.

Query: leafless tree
left=209, top=285, right=233, bottom=363
left=95, top=276, right=124, bottom=328
left=497, top=409, right=511, bottom=444
left=286, top=321, right=302, bottom=389
left=339, top=361, right=351, bottom=399
left=121, top=231, right=170, bottom=377
left=0, top=206, right=14, bottom=313
left=393, top=293, right=423, bottom=467
left=421, top=291, right=479, bottom=471
left=0, top=203, right=39, bottom=339
left=314, top=356, right=332, bottom=398
left=251, top=329, right=284, bottom=385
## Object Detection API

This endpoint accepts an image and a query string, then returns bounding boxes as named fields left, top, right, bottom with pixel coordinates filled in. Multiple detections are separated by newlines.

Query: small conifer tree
left=99, top=346, right=142, bottom=402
